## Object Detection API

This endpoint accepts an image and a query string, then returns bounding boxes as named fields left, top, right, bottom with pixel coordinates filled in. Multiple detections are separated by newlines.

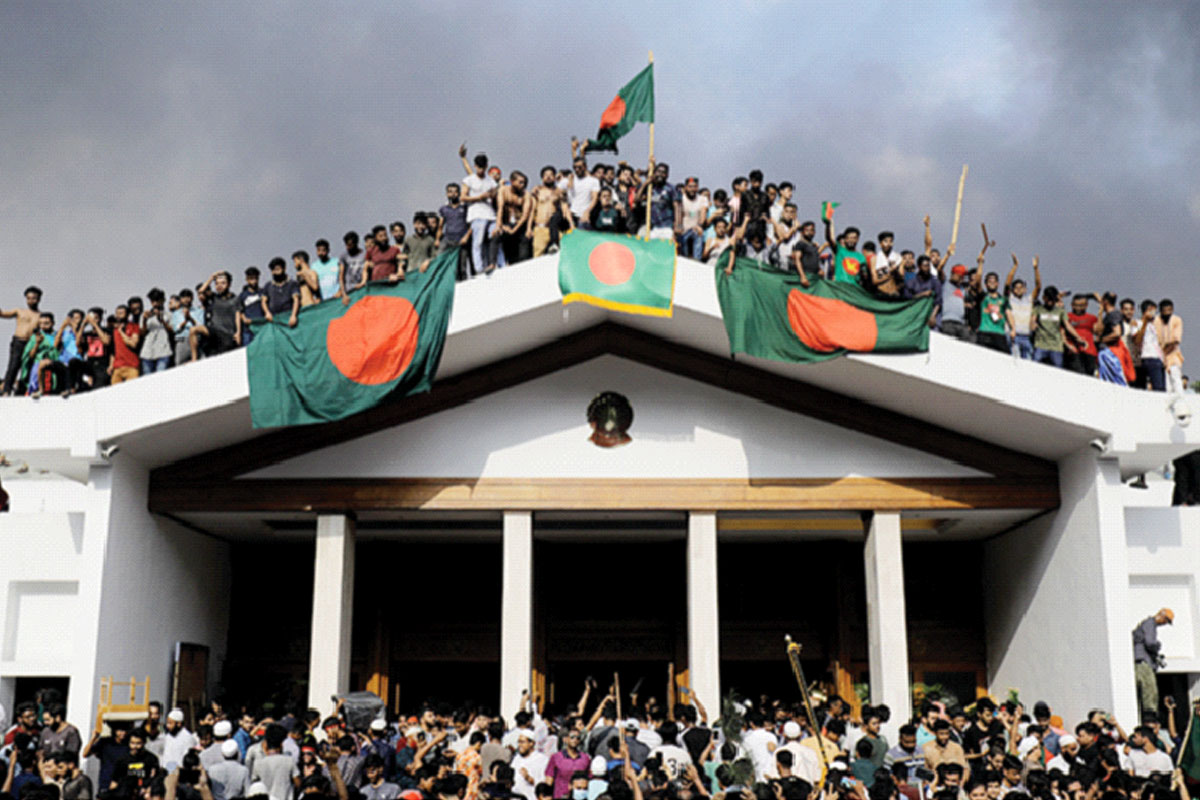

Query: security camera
left=100, top=444, right=120, bottom=460
left=1088, top=438, right=1109, bottom=454
left=1170, top=398, right=1192, bottom=428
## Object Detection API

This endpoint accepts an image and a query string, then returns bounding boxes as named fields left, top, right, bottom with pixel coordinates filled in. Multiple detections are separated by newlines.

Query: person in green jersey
left=975, top=267, right=1010, bottom=353
left=822, top=212, right=866, bottom=284
left=1031, top=286, right=1086, bottom=368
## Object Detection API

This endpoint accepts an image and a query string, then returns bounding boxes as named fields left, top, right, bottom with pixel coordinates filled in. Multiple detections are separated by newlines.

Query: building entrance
left=535, top=537, right=686, bottom=715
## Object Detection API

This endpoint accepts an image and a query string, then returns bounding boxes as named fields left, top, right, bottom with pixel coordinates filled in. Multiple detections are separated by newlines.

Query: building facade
left=2, top=256, right=1198, bottom=739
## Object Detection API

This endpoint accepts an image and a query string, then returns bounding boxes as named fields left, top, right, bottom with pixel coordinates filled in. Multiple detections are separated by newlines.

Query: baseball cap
left=213, top=720, right=232, bottom=737
left=950, top=264, right=968, bottom=276
left=1161, top=608, right=1175, bottom=623
left=221, top=740, right=240, bottom=758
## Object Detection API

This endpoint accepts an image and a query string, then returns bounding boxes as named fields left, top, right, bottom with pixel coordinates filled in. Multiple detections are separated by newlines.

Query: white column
left=687, top=512, right=721, bottom=707
left=500, top=511, right=533, bottom=722
left=863, top=512, right=909, bottom=743
left=308, top=514, right=356, bottom=711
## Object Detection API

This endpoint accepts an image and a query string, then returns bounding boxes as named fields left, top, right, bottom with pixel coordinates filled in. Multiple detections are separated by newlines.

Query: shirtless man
left=2, top=286, right=43, bottom=395
left=495, top=171, right=533, bottom=265
left=527, top=166, right=573, bottom=258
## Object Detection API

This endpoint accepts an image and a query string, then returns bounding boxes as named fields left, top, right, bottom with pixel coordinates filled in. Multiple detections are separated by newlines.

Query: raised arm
left=923, top=215, right=933, bottom=256
left=1031, top=256, right=1042, bottom=299
left=575, top=679, right=593, bottom=718
left=458, top=142, right=472, bottom=176
left=823, top=215, right=837, bottom=250
left=1005, top=253, right=1019, bottom=293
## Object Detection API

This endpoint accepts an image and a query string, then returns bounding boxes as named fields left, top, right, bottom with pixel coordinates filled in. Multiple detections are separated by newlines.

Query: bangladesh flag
left=586, top=64, right=654, bottom=154
left=715, top=256, right=933, bottom=363
left=821, top=201, right=840, bottom=221
left=246, top=248, right=458, bottom=428
left=559, top=230, right=676, bottom=317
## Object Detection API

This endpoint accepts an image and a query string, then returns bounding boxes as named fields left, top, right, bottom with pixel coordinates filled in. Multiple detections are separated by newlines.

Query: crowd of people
left=0, top=142, right=1192, bottom=399
left=2, top=678, right=1197, bottom=800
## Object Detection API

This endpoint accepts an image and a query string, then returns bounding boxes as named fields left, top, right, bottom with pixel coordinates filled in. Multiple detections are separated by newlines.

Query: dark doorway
left=12, top=677, right=70, bottom=718
left=536, top=538, right=686, bottom=715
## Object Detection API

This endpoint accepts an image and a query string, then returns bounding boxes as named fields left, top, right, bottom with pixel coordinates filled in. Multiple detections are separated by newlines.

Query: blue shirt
left=171, top=306, right=203, bottom=332
left=58, top=327, right=80, bottom=363
left=312, top=257, right=341, bottom=300
left=234, top=727, right=253, bottom=758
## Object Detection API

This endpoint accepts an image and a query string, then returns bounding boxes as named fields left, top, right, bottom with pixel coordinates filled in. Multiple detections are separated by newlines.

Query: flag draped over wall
left=558, top=230, right=676, bottom=317
left=246, top=248, right=458, bottom=428
left=586, top=64, right=655, bottom=154
left=714, top=256, right=934, bottom=363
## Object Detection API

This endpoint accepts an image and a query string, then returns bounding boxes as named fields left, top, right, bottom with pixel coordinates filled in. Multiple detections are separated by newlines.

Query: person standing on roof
left=1132, top=608, right=1173, bottom=717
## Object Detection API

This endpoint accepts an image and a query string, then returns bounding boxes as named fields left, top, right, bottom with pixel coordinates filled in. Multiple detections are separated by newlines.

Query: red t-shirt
left=1068, top=312, right=1098, bottom=355
left=112, top=322, right=140, bottom=368
left=366, top=244, right=402, bottom=281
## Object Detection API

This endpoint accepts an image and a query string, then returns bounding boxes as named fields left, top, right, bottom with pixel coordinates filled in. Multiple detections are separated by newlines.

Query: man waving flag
left=586, top=63, right=655, bottom=154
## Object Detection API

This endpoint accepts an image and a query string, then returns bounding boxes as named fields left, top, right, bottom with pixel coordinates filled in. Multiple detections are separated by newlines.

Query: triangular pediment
left=245, top=354, right=986, bottom=481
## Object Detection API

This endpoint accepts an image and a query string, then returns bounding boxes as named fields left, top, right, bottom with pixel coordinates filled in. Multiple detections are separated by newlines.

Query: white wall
left=91, top=456, right=232, bottom=715
left=250, top=356, right=985, bottom=481
left=1124, top=507, right=1200, bottom=673
left=984, top=448, right=1136, bottom=726
left=0, top=467, right=112, bottom=732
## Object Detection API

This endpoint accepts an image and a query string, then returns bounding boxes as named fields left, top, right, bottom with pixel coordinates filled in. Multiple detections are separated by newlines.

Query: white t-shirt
left=636, top=728, right=663, bottom=749
left=681, top=193, right=709, bottom=231
left=649, top=743, right=692, bottom=780
left=463, top=174, right=497, bottom=223
left=1141, top=318, right=1163, bottom=360
left=568, top=174, right=600, bottom=219
left=1128, top=748, right=1173, bottom=777
left=511, top=751, right=549, bottom=800
left=741, top=727, right=778, bottom=782
left=777, top=741, right=821, bottom=784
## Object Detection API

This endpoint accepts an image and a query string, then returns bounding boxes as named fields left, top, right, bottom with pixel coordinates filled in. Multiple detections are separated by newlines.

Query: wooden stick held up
left=950, top=165, right=968, bottom=247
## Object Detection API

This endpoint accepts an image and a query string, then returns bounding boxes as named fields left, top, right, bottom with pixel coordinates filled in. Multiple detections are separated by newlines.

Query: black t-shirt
left=93, top=737, right=130, bottom=790
left=1099, top=310, right=1123, bottom=350
left=238, top=287, right=266, bottom=320
left=680, top=726, right=712, bottom=765
left=111, top=749, right=159, bottom=796
left=264, top=280, right=300, bottom=315
left=205, top=292, right=238, bottom=337
left=793, top=240, right=821, bottom=275
left=961, top=719, right=1004, bottom=755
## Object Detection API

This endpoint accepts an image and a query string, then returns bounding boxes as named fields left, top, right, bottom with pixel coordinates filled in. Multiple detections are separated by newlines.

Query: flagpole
left=950, top=164, right=968, bottom=248
left=1176, top=693, right=1195, bottom=767
left=645, top=50, right=654, bottom=241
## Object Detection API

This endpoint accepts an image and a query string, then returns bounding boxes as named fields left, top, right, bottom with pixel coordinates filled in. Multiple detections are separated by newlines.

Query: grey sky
left=2, top=1, right=1198, bottom=342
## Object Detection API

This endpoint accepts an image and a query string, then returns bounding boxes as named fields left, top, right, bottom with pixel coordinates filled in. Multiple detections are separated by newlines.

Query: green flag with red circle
left=586, top=64, right=655, bottom=154
left=246, top=247, right=459, bottom=428
left=559, top=230, right=677, bottom=317
left=715, top=255, right=933, bottom=363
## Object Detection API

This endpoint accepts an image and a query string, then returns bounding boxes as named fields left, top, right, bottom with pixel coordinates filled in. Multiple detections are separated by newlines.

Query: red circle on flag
left=588, top=241, right=637, bottom=285
left=326, top=295, right=419, bottom=385
left=786, top=289, right=878, bottom=352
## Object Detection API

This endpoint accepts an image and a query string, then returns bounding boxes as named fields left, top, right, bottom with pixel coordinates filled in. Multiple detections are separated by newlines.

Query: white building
left=1, top=255, right=1198, bottom=737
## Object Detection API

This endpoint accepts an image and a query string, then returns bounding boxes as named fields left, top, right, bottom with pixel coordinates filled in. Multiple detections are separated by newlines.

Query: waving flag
left=715, top=256, right=933, bottom=363
left=559, top=230, right=676, bottom=317
left=246, top=248, right=459, bottom=427
left=586, top=64, right=655, bottom=154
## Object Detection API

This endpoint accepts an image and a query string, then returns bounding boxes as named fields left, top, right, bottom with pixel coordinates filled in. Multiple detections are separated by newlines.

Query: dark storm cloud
left=0, top=1, right=1197, bottom=335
